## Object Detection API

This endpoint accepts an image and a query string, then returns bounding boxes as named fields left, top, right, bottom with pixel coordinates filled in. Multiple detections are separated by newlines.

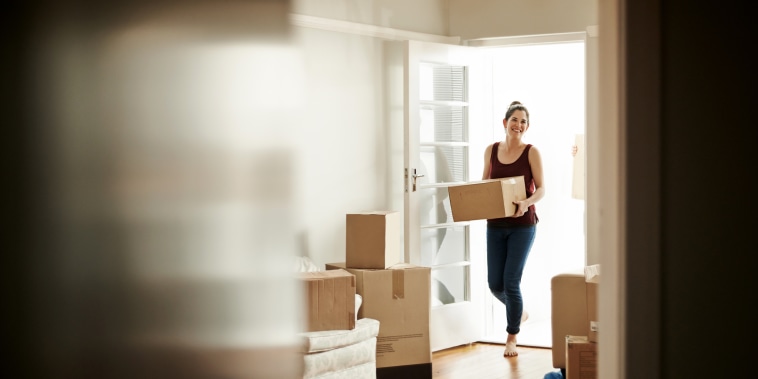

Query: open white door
left=403, top=40, right=491, bottom=352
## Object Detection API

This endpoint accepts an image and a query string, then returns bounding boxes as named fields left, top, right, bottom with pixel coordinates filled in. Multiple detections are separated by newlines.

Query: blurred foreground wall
left=3, top=1, right=305, bottom=378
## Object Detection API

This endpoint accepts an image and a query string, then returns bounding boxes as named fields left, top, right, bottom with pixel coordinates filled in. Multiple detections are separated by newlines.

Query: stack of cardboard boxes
left=326, top=210, right=432, bottom=379
left=296, top=175, right=530, bottom=377
left=297, top=177, right=588, bottom=377
left=565, top=265, right=600, bottom=379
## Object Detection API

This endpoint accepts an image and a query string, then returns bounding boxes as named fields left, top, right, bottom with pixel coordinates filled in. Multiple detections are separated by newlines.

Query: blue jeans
left=487, top=224, right=536, bottom=335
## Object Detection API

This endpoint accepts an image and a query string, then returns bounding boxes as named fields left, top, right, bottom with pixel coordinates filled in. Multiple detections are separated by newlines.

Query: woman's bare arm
left=482, top=143, right=493, bottom=180
left=512, top=146, right=545, bottom=216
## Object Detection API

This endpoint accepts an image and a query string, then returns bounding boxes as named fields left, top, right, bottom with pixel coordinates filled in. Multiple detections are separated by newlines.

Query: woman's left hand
left=512, top=201, right=529, bottom=217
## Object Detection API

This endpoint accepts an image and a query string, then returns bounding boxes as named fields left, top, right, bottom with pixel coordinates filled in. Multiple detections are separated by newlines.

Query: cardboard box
left=298, top=269, right=356, bottom=332
left=447, top=176, right=527, bottom=222
left=550, top=272, right=589, bottom=369
left=566, top=335, right=597, bottom=379
left=346, top=211, right=401, bottom=269
left=326, top=262, right=432, bottom=375
left=585, top=265, right=600, bottom=342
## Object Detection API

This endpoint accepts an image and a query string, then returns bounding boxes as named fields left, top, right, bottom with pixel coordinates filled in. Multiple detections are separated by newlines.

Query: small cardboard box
left=585, top=264, right=600, bottom=342
left=346, top=211, right=401, bottom=269
left=298, top=269, right=356, bottom=332
left=566, top=335, right=597, bottom=379
left=326, top=262, right=432, bottom=376
left=447, top=176, right=527, bottom=222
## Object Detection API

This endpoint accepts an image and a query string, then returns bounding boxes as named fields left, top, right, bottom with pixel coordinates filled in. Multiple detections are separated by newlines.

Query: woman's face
left=503, top=110, right=529, bottom=137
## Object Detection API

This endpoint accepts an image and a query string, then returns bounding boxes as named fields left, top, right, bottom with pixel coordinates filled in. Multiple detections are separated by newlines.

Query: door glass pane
left=420, top=225, right=467, bottom=266
left=418, top=145, right=466, bottom=184
left=417, top=185, right=452, bottom=226
left=420, top=107, right=466, bottom=143
left=431, top=265, right=469, bottom=306
left=420, top=64, right=465, bottom=102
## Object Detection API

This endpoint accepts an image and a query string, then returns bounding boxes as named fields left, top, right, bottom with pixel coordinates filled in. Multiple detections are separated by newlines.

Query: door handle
left=412, top=169, right=424, bottom=192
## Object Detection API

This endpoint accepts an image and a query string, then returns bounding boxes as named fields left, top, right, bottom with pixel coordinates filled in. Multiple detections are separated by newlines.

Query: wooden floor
left=432, top=342, right=559, bottom=379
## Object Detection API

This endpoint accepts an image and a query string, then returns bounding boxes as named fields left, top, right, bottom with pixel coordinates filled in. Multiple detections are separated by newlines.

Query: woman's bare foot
left=503, top=334, right=519, bottom=357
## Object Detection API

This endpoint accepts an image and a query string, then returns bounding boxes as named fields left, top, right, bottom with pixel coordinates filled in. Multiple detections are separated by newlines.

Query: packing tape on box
left=392, top=269, right=405, bottom=299
left=307, top=280, right=319, bottom=315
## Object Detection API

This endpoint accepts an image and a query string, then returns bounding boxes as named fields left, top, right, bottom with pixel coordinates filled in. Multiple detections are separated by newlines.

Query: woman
left=481, top=101, right=545, bottom=357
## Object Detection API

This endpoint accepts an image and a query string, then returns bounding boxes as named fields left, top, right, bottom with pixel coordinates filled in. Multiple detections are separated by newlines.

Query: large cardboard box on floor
left=346, top=211, right=401, bottom=269
left=447, top=176, right=527, bottom=222
left=326, top=262, right=432, bottom=378
left=297, top=269, right=356, bottom=332
left=566, top=335, right=597, bottom=379
left=585, top=265, right=600, bottom=342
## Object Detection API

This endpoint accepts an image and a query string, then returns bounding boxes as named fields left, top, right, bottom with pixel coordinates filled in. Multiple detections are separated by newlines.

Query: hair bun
left=504, top=101, right=529, bottom=121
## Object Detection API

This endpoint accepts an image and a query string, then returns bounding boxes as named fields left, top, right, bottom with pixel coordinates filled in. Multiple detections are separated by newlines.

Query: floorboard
left=432, top=342, right=560, bottom=379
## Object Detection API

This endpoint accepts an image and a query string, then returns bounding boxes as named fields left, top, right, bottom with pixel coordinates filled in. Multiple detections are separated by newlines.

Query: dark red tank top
left=487, top=142, right=538, bottom=226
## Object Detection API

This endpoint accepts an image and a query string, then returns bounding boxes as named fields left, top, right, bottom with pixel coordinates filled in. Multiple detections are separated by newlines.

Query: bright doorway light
left=482, top=41, right=586, bottom=347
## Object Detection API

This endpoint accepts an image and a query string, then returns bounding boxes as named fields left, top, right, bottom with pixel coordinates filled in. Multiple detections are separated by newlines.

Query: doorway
left=478, top=40, right=587, bottom=347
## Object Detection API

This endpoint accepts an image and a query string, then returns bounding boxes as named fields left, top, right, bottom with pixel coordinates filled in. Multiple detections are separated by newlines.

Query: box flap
left=355, top=210, right=397, bottom=215
left=585, top=264, right=600, bottom=283
left=387, top=263, right=420, bottom=270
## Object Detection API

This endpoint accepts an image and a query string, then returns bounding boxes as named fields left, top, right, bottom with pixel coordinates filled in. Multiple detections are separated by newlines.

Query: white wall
left=288, top=25, right=405, bottom=267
